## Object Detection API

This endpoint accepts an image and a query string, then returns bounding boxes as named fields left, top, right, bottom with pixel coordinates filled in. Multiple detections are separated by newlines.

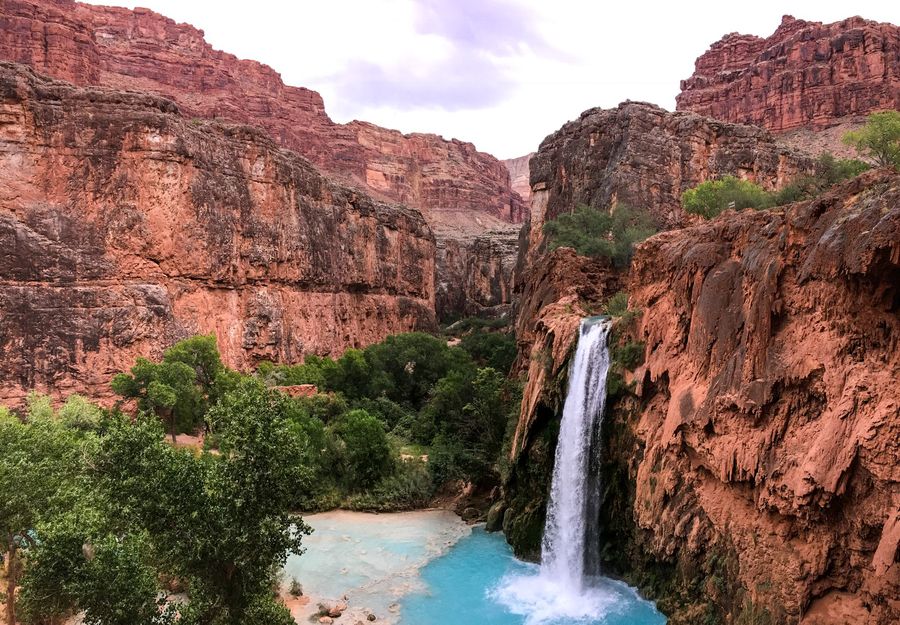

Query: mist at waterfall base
left=401, top=527, right=664, bottom=625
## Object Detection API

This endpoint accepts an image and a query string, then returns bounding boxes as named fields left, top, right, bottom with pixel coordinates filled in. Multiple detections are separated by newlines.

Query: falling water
left=493, top=317, right=627, bottom=624
left=541, top=317, right=612, bottom=589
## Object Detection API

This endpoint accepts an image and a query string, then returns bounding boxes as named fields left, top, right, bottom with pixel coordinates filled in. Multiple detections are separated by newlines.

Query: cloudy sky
left=90, top=0, right=897, bottom=159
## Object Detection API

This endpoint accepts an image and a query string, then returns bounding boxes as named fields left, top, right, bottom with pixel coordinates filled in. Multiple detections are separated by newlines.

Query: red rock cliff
left=0, top=62, right=436, bottom=404
left=0, top=0, right=527, bottom=320
left=624, top=169, right=900, bottom=624
left=522, top=101, right=812, bottom=258
left=503, top=170, right=900, bottom=624
left=677, top=15, right=900, bottom=132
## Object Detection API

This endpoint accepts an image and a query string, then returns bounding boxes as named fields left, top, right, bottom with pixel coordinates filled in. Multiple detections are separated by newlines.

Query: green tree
left=94, top=381, right=312, bottom=624
left=459, top=330, right=517, bottom=374
left=543, top=203, right=657, bottom=267
left=0, top=411, right=81, bottom=625
left=363, top=333, right=474, bottom=409
left=111, top=357, right=200, bottom=441
left=19, top=508, right=173, bottom=625
left=682, top=176, right=774, bottom=219
left=843, top=110, right=900, bottom=168
left=329, top=409, right=394, bottom=489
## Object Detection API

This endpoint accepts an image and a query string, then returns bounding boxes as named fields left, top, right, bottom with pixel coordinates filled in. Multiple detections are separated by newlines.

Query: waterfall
left=493, top=317, right=621, bottom=624
left=541, top=318, right=612, bottom=589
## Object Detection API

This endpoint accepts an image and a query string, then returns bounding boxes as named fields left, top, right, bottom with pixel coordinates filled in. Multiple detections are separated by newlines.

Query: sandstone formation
left=503, top=153, right=534, bottom=204
left=677, top=15, right=900, bottom=133
left=0, top=0, right=527, bottom=319
left=503, top=170, right=900, bottom=625
left=0, top=62, right=436, bottom=405
left=523, top=101, right=812, bottom=254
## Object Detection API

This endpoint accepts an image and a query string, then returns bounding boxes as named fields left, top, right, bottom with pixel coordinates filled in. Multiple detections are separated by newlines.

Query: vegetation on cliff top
left=843, top=110, right=900, bottom=168
left=681, top=153, right=871, bottom=219
left=543, top=203, right=657, bottom=267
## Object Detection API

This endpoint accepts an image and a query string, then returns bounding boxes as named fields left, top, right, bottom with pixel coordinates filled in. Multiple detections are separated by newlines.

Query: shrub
left=614, top=341, right=645, bottom=371
left=329, top=409, right=395, bottom=489
left=543, top=203, right=657, bottom=267
left=458, top=330, right=517, bottom=374
left=843, top=110, right=900, bottom=168
left=604, top=291, right=629, bottom=317
left=682, top=176, right=774, bottom=219
left=773, top=153, right=871, bottom=206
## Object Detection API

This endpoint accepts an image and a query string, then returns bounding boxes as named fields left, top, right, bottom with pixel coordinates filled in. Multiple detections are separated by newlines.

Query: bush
left=614, top=341, right=645, bottom=371
left=843, top=110, right=900, bottom=168
left=543, top=203, right=657, bottom=267
left=344, top=460, right=433, bottom=511
left=329, top=409, right=395, bottom=489
left=604, top=292, right=629, bottom=317
left=458, top=330, right=517, bottom=374
left=682, top=176, right=774, bottom=218
left=773, top=153, right=871, bottom=206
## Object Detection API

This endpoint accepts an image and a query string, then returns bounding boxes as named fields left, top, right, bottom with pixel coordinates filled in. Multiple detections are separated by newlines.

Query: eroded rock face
left=624, top=169, right=899, bottom=624
left=0, top=62, right=436, bottom=404
left=677, top=15, right=900, bottom=132
left=525, top=101, right=811, bottom=247
left=504, top=171, right=899, bottom=623
left=504, top=153, right=534, bottom=205
left=0, top=0, right=527, bottom=320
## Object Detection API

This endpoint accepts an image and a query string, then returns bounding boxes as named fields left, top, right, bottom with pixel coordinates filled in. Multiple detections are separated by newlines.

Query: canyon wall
left=520, top=101, right=812, bottom=265
left=0, top=62, right=436, bottom=405
left=0, top=0, right=526, bottom=319
left=677, top=15, right=900, bottom=133
left=503, top=153, right=534, bottom=204
left=501, top=170, right=900, bottom=625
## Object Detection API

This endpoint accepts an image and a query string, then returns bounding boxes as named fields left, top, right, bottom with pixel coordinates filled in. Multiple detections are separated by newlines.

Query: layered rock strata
left=677, top=15, right=900, bottom=132
left=0, top=0, right=527, bottom=319
left=524, top=101, right=812, bottom=253
left=0, top=62, right=436, bottom=404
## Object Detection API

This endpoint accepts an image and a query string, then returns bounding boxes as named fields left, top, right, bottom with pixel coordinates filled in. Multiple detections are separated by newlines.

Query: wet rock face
left=0, top=0, right=527, bottom=320
left=526, top=101, right=812, bottom=237
left=0, top=63, right=436, bottom=404
left=625, top=170, right=900, bottom=624
left=677, top=15, right=900, bottom=132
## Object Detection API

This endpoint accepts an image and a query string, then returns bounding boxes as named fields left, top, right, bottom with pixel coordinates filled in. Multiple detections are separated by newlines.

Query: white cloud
left=88, top=0, right=898, bottom=158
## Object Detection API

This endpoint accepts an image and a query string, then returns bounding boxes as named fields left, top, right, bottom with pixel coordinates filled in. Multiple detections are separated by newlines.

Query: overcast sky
left=89, top=0, right=897, bottom=159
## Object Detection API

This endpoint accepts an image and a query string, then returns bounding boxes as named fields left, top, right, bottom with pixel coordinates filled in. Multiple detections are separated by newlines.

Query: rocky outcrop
left=677, top=15, right=900, bottom=132
left=504, top=153, right=533, bottom=204
left=0, top=0, right=527, bottom=320
left=0, top=62, right=436, bottom=405
left=524, top=101, right=811, bottom=252
left=619, top=169, right=899, bottom=624
left=503, top=170, right=900, bottom=624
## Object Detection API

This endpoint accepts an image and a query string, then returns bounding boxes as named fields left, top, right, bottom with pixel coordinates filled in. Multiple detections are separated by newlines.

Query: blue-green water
left=400, top=527, right=666, bottom=625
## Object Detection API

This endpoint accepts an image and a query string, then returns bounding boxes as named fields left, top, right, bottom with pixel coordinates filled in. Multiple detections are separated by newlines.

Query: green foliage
left=613, top=341, right=645, bottom=371
left=329, top=409, right=395, bottom=489
left=57, top=394, right=104, bottom=432
left=543, top=203, right=657, bottom=267
left=344, top=460, right=433, bottom=511
left=458, top=330, right=517, bottom=373
left=682, top=176, right=774, bottom=219
left=843, top=110, right=900, bottom=168
left=111, top=335, right=231, bottom=438
left=20, top=510, right=173, bottom=625
left=95, top=381, right=312, bottom=624
left=604, top=291, right=629, bottom=317
left=773, top=153, right=871, bottom=205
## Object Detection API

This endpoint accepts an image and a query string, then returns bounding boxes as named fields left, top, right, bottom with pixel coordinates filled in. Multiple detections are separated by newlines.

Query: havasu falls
left=2, top=3, right=898, bottom=625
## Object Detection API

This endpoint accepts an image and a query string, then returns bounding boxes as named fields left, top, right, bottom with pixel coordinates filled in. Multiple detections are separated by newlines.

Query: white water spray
left=493, top=318, right=619, bottom=624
